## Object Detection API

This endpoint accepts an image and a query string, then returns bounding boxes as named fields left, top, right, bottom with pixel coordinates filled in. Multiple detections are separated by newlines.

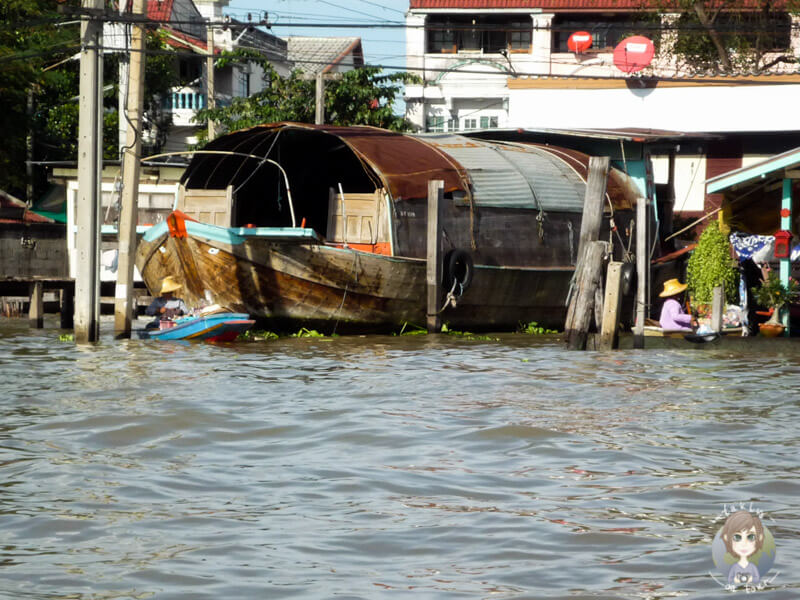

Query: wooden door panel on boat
left=326, top=189, right=389, bottom=250
left=177, top=185, right=233, bottom=227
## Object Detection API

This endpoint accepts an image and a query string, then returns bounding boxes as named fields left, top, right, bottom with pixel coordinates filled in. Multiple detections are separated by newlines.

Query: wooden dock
left=0, top=276, right=152, bottom=329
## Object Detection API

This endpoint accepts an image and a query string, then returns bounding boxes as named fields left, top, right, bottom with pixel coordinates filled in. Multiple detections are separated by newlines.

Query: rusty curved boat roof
left=186, top=122, right=639, bottom=211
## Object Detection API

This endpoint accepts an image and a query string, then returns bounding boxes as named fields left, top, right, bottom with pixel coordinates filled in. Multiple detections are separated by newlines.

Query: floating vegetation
left=290, top=328, right=330, bottom=338
left=517, top=321, right=558, bottom=335
left=237, top=330, right=279, bottom=341
left=58, top=333, right=74, bottom=342
left=441, top=323, right=498, bottom=341
left=395, top=322, right=427, bottom=336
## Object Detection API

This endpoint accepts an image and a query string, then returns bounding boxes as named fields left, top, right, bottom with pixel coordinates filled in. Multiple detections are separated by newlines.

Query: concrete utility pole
left=75, top=0, right=104, bottom=343
left=118, top=1, right=130, bottom=157
left=114, top=0, right=147, bottom=338
left=207, top=23, right=216, bottom=140
left=315, top=72, right=325, bottom=125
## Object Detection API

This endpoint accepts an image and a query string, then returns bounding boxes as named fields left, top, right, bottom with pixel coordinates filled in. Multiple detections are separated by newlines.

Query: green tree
left=1, top=3, right=179, bottom=199
left=0, top=0, right=79, bottom=197
left=194, top=50, right=420, bottom=144
left=34, top=31, right=179, bottom=164
left=656, top=1, right=799, bottom=74
left=686, top=220, right=739, bottom=305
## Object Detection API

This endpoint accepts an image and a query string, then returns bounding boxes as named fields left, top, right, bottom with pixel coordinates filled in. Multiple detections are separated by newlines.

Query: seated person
left=659, top=278, right=694, bottom=331
left=145, top=276, right=189, bottom=329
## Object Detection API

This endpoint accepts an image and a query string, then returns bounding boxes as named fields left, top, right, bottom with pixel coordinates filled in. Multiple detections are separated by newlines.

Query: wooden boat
left=140, top=311, right=254, bottom=341
left=136, top=123, right=642, bottom=332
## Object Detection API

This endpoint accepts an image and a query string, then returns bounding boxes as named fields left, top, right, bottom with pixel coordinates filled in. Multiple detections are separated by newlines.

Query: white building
left=404, top=0, right=800, bottom=216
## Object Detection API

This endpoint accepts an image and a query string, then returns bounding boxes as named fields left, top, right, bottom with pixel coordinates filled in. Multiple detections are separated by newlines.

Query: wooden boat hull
left=136, top=218, right=574, bottom=332
left=141, top=312, right=255, bottom=341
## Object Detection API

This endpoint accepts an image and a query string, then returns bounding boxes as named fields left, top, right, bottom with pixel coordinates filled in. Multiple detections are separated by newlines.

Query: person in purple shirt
left=658, top=278, right=694, bottom=331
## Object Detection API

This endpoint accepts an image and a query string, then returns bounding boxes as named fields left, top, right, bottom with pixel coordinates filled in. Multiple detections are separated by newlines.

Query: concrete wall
left=0, top=224, right=67, bottom=278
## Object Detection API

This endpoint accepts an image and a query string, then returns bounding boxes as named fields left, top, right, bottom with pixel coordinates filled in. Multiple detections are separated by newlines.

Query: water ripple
left=0, top=319, right=799, bottom=598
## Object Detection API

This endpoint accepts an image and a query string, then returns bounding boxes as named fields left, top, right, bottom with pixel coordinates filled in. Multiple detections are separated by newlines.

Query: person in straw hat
left=144, top=275, right=189, bottom=329
left=658, top=278, right=695, bottom=331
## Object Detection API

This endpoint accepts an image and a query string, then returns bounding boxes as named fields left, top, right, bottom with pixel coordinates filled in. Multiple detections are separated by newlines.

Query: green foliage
left=752, top=271, right=799, bottom=308
left=0, top=1, right=80, bottom=195
left=1, top=12, right=178, bottom=198
left=517, top=321, right=558, bottom=335
left=653, top=1, right=797, bottom=74
left=686, top=221, right=738, bottom=304
left=395, top=322, right=427, bottom=336
left=193, top=52, right=420, bottom=144
left=290, top=328, right=332, bottom=338
left=440, top=323, right=498, bottom=340
left=237, top=329, right=279, bottom=341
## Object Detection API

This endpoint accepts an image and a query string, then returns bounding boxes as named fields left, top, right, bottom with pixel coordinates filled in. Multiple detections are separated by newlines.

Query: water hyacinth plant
left=686, top=221, right=739, bottom=305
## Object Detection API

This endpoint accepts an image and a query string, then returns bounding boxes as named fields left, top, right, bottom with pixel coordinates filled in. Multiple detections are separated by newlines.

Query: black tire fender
left=443, top=249, right=474, bottom=296
left=621, top=262, right=636, bottom=296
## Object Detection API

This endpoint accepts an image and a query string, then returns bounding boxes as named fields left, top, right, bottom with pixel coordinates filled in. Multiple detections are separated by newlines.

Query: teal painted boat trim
left=142, top=221, right=169, bottom=242
left=706, top=146, right=800, bottom=193
left=140, top=218, right=320, bottom=245
left=101, top=225, right=152, bottom=235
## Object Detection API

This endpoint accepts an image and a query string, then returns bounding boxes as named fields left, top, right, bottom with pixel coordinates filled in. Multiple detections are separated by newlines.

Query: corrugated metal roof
left=187, top=123, right=639, bottom=211
left=410, top=0, right=784, bottom=9
left=286, top=37, right=363, bottom=76
left=423, top=136, right=586, bottom=211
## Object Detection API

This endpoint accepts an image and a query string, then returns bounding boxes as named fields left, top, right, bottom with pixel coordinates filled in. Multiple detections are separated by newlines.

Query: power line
left=4, top=40, right=797, bottom=85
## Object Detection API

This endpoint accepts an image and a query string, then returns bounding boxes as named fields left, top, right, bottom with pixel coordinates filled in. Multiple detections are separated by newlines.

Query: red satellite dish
left=613, top=35, right=655, bottom=73
left=567, top=31, right=593, bottom=53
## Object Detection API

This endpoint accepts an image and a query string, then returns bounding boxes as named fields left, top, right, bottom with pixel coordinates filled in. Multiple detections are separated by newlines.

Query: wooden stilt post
left=599, top=261, right=623, bottom=350
left=114, top=0, right=146, bottom=338
left=427, top=179, right=444, bottom=333
left=60, top=285, right=74, bottom=329
left=633, top=196, right=648, bottom=348
left=576, top=156, right=610, bottom=266
left=564, top=156, right=609, bottom=335
left=566, top=241, right=606, bottom=350
left=29, top=281, right=43, bottom=328
left=75, top=0, right=104, bottom=343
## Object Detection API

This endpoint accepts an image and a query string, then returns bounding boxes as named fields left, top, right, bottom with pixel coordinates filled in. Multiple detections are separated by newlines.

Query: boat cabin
left=178, top=123, right=641, bottom=266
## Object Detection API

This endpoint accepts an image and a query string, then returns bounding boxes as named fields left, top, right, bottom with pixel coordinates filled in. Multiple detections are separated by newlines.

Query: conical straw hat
left=159, top=275, right=182, bottom=295
left=659, top=278, right=688, bottom=298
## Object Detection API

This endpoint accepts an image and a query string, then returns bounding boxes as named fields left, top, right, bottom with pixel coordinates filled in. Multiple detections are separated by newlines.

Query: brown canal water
left=1, top=317, right=799, bottom=599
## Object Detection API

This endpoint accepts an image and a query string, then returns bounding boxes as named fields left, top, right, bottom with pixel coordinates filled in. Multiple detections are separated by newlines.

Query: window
left=427, top=116, right=446, bottom=132
left=552, top=14, right=659, bottom=52
left=427, top=15, right=531, bottom=54
left=463, top=118, right=477, bottom=130
left=237, top=71, right=251, bottom=98
left=479, top=116, right=498, bottom=129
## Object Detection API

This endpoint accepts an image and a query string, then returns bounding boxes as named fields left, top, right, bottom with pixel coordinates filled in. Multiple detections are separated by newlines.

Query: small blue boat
left=140, top=312, right=255, bottom=342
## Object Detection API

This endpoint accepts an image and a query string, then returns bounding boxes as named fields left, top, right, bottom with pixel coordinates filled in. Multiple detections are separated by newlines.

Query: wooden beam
left=60, top=286, right=74, bottom=329
left=599, top=261, right=623, bottom=350
left=565, top=156, right=609, bottom=332
left=566, top=241, right=606, bottom=350
left=29, top=281, right=43, bottom=328
left=576, top=156, right=610, bottom=265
